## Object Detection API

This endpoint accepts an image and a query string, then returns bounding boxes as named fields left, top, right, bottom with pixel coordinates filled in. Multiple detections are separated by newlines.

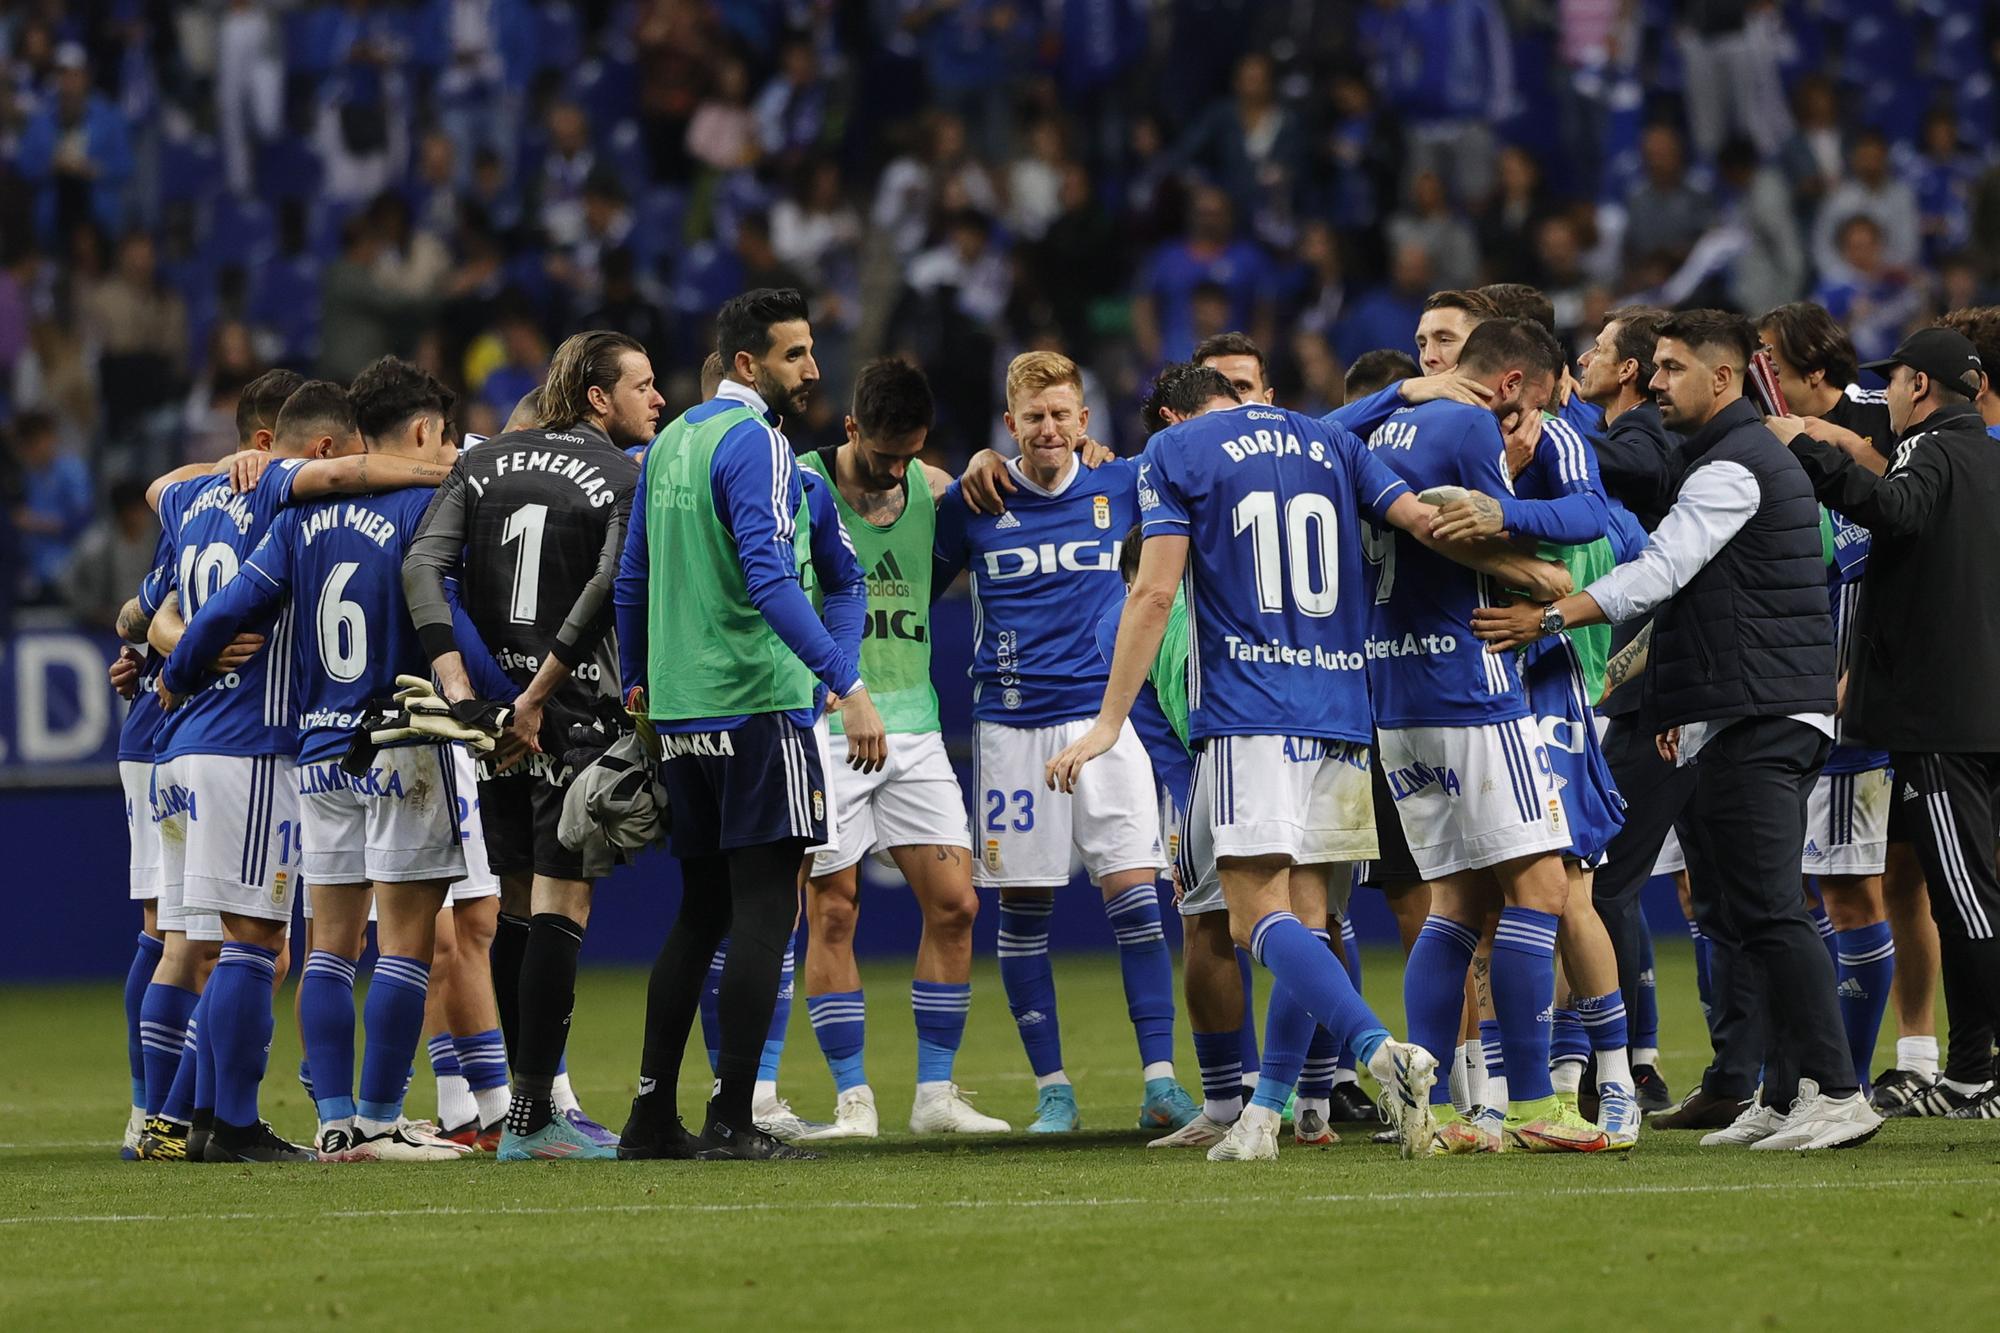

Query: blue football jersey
left=1094, top=601, right=1191, bottom=806
left=168, top=489, right=437, bottom=765
left=153, top=461, right=308, bottom=760
left=934, top=456, right=1138, bottom=726
left=1824, top=509, right=1889, bottom=775
left=1361, top=399, right=1531, bottom=728
left=1139, top=404, right=1409, bottom=743
left=115, top=542, right=176, bottom=763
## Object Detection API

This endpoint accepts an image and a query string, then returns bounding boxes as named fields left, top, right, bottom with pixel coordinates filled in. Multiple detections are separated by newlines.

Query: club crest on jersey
left=984, top=838, right=1001, bottom=870
left=1092, top=494, right=1110, bottom=529
left=271, top=869, right=288, bottom=906
left=813, top=789, right=825, bottom=823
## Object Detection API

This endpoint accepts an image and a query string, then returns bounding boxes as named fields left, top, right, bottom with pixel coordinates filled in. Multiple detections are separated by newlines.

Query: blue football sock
left=1576, top=989, right=1631, bottom=1087
left=358, top=956, right=430, bottom=1128
left=1809, top=899, right=1838, bottom=968
left=1234, top=948, right=1260, bottom=1079
left=1479, top=1017, right=1504, bottom=1080
left=807, top=988, right=868, bottom=1092
left=1835, top=921, right=1895, bottom=1089
left=1551, top=1006, right=1588, bottom=1068
left=1192, top=1028, right=1245, bottom=1120
left=998, top=898, right=1064, bottom=1078
left=125, top=934, right=164, bottom=1105
left=701, top=938, right=728, bottom=1075
left=1250, top=911, right=1386, bottom=1073
left=299, top=950, right=359, bottom=1123
left=427, top=1033, right=462, bottom=1081
left=139, top=980, right=198, bottom=1116
left=161, top=997, right=202, bottom=1124
left=1632, top=925, right=1661, bottom=1052
left=1404, top=915, right=1479, bottom=1105
left=193, top=993, right=216, bottom=1117
left=206, top=942, right=279, bottom=1129
left=454, top=1028, right=509, bottom=1091
left=911, top=981, right=970, bottom=1085
left=1492, top=907, right=1559, bottom=1104
left=1298, top=928, right=1339, bottom=1099
left=1252, top=980, right=1316, bottom=1114
left=758, top=933, right=797, bottom=1085
left=1103, top=883, right=1176, bottom=1069
left=1686, top=917, right=1714, bottom=1025
left=1334, top=914, right=1362, bottom=1074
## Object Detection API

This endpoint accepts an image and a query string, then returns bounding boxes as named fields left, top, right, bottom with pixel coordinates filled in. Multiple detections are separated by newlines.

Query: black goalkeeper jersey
left=402, top=422, right=639, bottom=723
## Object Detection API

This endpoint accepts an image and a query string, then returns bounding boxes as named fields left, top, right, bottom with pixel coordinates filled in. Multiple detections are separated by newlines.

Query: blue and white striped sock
left=300, top=949, right=359, bottom=1124
left=1251, top=911, right=1387, bottom=1074
left=1576, top=989, right=1631, bottom=1089
left=139, top=980, right=199, bottom=1117
left=357, top=956, right=430, bottom=1134
left=454, top=1027, right=510, bottom=1126
left=1103, top=883, right=1176, bottom=1074
left=998, top=897, right=1065, bottom=1082
left=125, top=934, right=164, bottom=1107
left=807, top=989, right=868, bottom=1092
left=207, top=942, right=279, bottom=1130
left=428, top=1033, right=476, bottom=1130
left=1297, top=928, right=1340, bottom=1105
left=1405, top=915, right=1479, bottom=1106
left=1191, top=1029, right=1244, bottom=1123
left=1492, top=908, right=1559, bottom=1104
left=1835, top=921, right=1895, bottom=1090
left=911, top=981, right=971, bottom=1087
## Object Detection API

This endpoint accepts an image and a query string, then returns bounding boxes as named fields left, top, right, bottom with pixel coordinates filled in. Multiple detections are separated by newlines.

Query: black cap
left=1860, top=327, right=1984, bottom=398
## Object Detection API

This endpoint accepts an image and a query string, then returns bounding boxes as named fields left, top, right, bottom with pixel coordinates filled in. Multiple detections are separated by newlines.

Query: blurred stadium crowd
left=0, top=0, right=1996, bottom=631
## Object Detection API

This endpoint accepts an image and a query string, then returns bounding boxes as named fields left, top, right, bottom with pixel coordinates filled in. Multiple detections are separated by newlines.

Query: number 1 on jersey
left=1230, top=489, right=1340, bottom=617
left=501, top=503, right=548, bottom=625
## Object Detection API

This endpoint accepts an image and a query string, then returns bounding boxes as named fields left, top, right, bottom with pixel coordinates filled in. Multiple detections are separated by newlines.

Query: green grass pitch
left=2, top=943, right=1995, bottom=1330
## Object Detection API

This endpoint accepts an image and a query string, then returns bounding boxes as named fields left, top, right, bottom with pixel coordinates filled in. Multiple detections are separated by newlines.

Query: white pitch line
left=0, top=1176, right=1954, bottom=1228
left=0, top=1141, right=118, bottom=1151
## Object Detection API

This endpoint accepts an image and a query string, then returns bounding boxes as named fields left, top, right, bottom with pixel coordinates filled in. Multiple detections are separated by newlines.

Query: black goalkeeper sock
left=635, top=856, right=733, bottom=1124
left=510, top=913, right=583, bottom=1134
left=491, top=911, right=531, bottom=1068
left=712, top=841, right=807, bottom=1128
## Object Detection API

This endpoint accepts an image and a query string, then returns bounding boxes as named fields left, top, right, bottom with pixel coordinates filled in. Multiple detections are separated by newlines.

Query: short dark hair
left=1119, top=523, right=1143, bottom=583
left=716, top=287, right=810, bottom=367
left=851, top=357, right=934, bottom=441
left=1756, top=301, right=1859, bottom=389
left=1142, top=362, right=1239, bottom=436
left=236, top=368, right=305, bottom=444
left=1937, top=306, right=2000, bottom=395
left=1423, top=289, right=1498, bottom=321
left=1456, top=317, right=1566, bottom=382
left=1344, top=348, right=1420, bottom=399
left=273, top=379, right=357, bottom=444
left=1604, top=305, right=1670, bottom=388
left=538, top=330, right=644, bottom=429
left=1192, top=331, right=1266, bottom=378
left=348, top=356, right=453, bottom=442
left=1659, top=308, right=1759, bottom=372
left=1479, top=283, right=1556, bottom=335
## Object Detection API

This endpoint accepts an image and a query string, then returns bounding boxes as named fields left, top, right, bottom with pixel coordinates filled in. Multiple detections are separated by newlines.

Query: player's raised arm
left=401, top=458, right=479, bottom=700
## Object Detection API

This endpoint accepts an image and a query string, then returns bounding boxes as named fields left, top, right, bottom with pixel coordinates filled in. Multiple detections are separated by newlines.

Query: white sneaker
left=122, top=1105, right=145, bottom=1158
left=909, top=1083, right=1011, bottom=1135
left=1599, top=1082, right=1641, bottom=1151
left=1367, top=1039, right=1440, bottom=1160
left=358, top=1118, right=473, bottom=1162
left=753, top=1096, right=832, bottom=1142
left=1206, top=1105, right=1280, bottom=1162
left=1750, top=1080, right=1883, bottom=1151
left=797, top=1086, right=881, bottom=1141
left=1148, top=1112, right=1235, bottom=1148
left=1700, top=1097, right=1785, bottom=1147
left=316, top=1120, right=377, bottom=1162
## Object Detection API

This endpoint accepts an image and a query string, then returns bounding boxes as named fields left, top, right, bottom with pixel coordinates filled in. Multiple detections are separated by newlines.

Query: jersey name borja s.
left=178, top=489, right=437, bottom=765
left=153, top=460, right=309, bottom=759
left=1362, top=399, right=1530, bottom=728
left=1139, top=403, right=1409, bottom=744
left=933, top=455, right=1139, bottom=726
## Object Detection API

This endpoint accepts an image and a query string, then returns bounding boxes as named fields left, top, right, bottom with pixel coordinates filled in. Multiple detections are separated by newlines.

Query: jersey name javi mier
left=1362, top=400, right=1530, bottom=728
left=1139, top=403, right=1407, bottom=743
left=934, top=456, right=1139, bottom=726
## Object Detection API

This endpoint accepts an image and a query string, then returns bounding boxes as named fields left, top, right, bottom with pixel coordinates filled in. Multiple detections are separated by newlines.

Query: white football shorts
left=805, top=714, right=841, bottom=860
left=449, top=743, right=500, bottom=903
left=296, top=743, right=466, bottom=886
left=972, top=718, right=1160, bottom=888
left=1802, top=767, right=1892, bottom=877
left=812, top=728, right=972, bottom=876
left=1377, top=718, right=1569, bottom=878
left=122, top=760, right=162, bottom=901
left=153, top=752, right=298, bottom=929
left=1187, top=734, right=1378, bottom=867
left=1653, top=826, right=1687, bottom=877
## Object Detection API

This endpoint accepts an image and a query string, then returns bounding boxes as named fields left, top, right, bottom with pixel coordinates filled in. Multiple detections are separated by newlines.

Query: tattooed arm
left=1598, top=620, right=1653, bottom=705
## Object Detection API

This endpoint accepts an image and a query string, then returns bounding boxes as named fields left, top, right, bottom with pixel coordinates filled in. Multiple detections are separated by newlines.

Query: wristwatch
left=1539, top=604, right=1566, bottom=637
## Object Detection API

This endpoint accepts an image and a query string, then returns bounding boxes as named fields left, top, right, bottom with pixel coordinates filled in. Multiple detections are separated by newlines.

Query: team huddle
left=107, top=279, right=1997, bottom=1166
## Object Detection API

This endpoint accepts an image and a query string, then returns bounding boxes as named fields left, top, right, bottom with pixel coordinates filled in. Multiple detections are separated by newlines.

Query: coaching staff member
left=1475, top=310, right=1879, bottom=1151
left=1788, top=326, right=2000, bottom=1121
